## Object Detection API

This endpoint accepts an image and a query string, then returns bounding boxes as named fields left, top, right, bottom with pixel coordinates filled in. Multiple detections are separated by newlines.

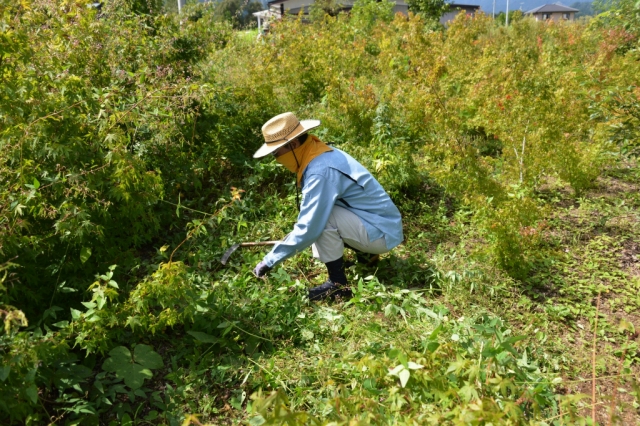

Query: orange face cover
left=275, top=135, right=333, bottom=186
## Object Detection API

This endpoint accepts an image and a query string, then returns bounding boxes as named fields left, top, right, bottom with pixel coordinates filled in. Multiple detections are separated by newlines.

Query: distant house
left=524, top=3, right=579, bottom=21
left=440, top=3, right=481, bottom=25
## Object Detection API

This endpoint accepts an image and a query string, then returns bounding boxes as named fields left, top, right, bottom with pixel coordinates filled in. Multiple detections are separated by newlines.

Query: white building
left=525, top=3, right=579, bottom=21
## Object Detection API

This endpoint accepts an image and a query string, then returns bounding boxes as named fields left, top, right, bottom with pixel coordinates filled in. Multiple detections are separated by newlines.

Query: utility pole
left=177, top=0, right=182, bottom=13
left=506, top=0, right=510, bottom=25
left=492, top=0, right=495, bottom=18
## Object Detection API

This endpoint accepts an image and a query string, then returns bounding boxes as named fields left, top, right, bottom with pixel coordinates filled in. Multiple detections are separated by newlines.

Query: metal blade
left=220, top=243, right=241, bottom=265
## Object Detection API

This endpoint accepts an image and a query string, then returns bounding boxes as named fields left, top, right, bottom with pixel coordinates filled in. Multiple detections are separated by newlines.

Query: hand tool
left=220, top=241, right=279, bottom=265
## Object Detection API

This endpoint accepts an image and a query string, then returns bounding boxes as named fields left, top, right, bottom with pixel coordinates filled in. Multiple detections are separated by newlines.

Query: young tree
left=351, top=0, right=395, bottom=28
left=406, top=0, right=449, bottom=22
left=116, top=0, right=164, bottom=14
left=494, top=9, right=523, bottom=25
left=215, top=0, right=264, bottom=28
left=592, top=0, right=640, bottom=38
left=310, top=0, right=346, bottom=21
left=570, top=1, right=594, bottom=17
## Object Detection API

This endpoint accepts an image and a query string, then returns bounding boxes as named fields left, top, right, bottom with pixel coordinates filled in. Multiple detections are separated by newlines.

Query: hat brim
left=253, top=119, right=321, bottom=158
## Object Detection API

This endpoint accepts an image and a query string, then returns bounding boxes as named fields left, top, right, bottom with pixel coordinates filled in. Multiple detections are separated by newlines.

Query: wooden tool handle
left=239, top=241, right=279, bottom=247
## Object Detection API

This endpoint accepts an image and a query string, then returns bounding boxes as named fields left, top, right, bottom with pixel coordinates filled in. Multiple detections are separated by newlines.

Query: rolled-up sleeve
left=263, top=172, right=339, bottom=268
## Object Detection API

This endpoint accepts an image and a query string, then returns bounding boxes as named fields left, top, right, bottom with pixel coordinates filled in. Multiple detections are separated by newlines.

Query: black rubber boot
left=308, top=258, right=352, bottom=301
left=325, top=257, right=347, bottom=285
left=308, top=280, right=339, bottom=301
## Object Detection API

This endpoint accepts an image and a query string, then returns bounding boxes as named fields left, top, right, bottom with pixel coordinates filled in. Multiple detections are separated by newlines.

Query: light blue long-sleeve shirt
left=263, top=148, right=403, bottom=268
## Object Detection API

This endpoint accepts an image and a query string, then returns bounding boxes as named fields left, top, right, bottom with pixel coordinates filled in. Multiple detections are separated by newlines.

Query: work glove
left=253, top=261, right=271, bottom=278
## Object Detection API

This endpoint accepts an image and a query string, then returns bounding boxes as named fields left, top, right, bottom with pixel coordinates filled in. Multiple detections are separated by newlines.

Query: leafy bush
left=213, top=0, right=264, bottom=29
left=592, top=0, right=640, bottom=44
left=350, top=0, right=395, bottom=29
left=406, top=0, right=448, bottom=23
left=0, top=0, right=234, bottom=315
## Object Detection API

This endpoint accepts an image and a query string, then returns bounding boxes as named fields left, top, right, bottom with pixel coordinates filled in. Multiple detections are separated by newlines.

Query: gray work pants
left=311, top=206, right=388, bottom=263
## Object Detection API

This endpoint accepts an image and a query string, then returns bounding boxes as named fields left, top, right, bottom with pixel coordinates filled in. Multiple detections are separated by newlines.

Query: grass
left=73, top=159, right=639, bottom=425
left=167, top=159, right=639, bottom=425
left=236, top=28, right=260, bottom=43
left=416, top=161, right=640, bottom=424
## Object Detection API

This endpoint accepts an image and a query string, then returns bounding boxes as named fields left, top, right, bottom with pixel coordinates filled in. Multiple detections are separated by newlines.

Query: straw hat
left=253, top=112, right=321, bottom=158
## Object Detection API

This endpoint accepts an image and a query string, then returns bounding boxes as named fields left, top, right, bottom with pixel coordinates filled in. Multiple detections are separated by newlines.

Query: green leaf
left=230, top=390, right=246, bottom=410
left=422, top=308, right=440, bottom=320
left=121, top=364, right=152, bottom=390
left=459, top=383, right=479, bottom=402
left=187, top=330, right=221, bottom=344
left=249, top=416, right=266, bottom=426
left=103, top=346, right=132, bottom=372
left=25, top=384, right=38, bottom=404
left=133, top=344, right=163, bottom=370
left=101, top=345, right=160, bottom=390
left=104, top=133, right=118, bottom=144
left=363, top=378, right=383, bottom=395
left=0, top=365, right=10, bottom=382
left=144, top=411, right=158, bottom=421
left=101, top=357, right=117, bottom=373
left=121, top=413, right=133, bottom=426
left=33, top=177, right=40, bottom=189
left=80, top=247, right=92, bottom=264
left=504, top=335, right=527, bottom=345
left=425, top=341, right=440, bottom=353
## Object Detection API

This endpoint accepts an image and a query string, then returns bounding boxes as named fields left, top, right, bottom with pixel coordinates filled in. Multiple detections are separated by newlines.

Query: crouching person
left=252, top=112, right=403, bottom=301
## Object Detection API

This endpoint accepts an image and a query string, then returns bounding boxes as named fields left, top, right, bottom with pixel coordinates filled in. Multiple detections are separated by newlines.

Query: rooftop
left=448, top=3, right=481, bottom=8
left=525, top=2, right=579, bottom=14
